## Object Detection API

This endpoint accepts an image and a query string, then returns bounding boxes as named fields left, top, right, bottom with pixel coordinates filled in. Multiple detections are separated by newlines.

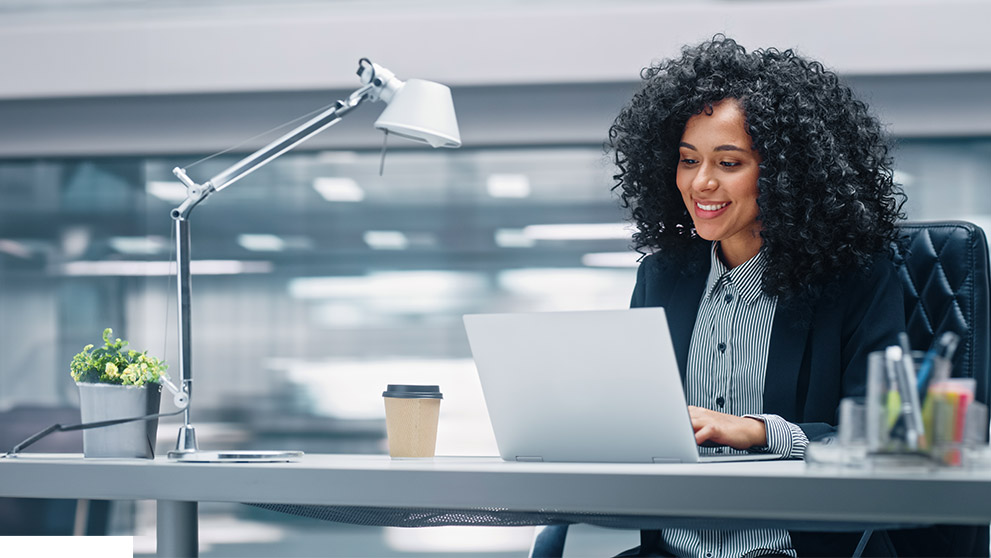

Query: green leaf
left=70, top=328, right=168, bottom=386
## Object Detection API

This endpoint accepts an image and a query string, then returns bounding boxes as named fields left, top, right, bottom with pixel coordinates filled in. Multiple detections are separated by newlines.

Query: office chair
left=882, top=221, right=990, bottom=557
left=530, top=221, right=991, bottom=558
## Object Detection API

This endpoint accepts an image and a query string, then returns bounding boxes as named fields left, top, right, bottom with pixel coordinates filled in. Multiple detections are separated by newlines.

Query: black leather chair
left=895, top=221, right=990, bottom=412
left=883, top=221, right=990, bottom=557
left=530, top=221, right=991, bottom=558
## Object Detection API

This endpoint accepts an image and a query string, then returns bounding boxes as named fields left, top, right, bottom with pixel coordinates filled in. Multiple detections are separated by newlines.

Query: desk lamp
left=167, top=59, right=460, bottom=462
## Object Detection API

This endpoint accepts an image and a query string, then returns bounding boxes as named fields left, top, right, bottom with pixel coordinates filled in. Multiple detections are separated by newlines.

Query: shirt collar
left=703, top=242, right=768, bottom=305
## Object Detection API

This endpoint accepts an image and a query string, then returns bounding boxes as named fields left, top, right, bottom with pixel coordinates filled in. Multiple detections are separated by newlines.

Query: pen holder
left=809, top=343, right=989, bottom=470
left=859, top=349, right=987, bottom=466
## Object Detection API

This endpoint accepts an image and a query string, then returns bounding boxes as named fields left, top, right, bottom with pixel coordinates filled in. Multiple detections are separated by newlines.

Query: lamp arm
left=164, top=73, right=378, bottom=456
left=161, top=58, right=418, bottom=459
left=170, top=81, right=376, bottom=220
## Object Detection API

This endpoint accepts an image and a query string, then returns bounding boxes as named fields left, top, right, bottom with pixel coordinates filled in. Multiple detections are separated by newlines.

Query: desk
left=2, top=454, right=991, bottom=557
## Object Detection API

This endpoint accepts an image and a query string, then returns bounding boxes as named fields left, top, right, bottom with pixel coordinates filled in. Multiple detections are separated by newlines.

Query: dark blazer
left=630, top=245, right=906, bottom=556
left=630, top=246, right=905, bottom=441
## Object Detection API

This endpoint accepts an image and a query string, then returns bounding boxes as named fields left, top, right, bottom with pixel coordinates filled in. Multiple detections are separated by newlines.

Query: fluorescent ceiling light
left=498, top=267, right=633, bottom=296
left=108, top=236, right=167, bottom=255
left=494, top=228, right=536, bottom=248
left=486, top=174, right=531, bottom=198
left=238, top=234, right=285, bottom=252
left=62, top=260, right=273, bottom=276
left=364, top=230, right=409, bottom=250
left=0, top=239, right=31, bottom=258
left=310, top=303, right=372, bottom=328
left=146, top=180, right=188, bottom=203
left=523, top=223, right=632, bottom=241
left=581, top=251, right=641, bottom=268
left=313, top=177, right=365, bottom=202
left=289, top=270, right=485, bottom=300
left=367, top=296, right=464, bottom=315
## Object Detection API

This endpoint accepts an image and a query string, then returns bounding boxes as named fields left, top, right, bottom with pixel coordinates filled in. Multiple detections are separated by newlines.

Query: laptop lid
left=464, top=308, right=704, bottom=463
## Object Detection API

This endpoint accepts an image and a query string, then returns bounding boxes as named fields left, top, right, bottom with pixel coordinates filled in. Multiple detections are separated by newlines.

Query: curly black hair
left=609, top=35, right=905, bottom=302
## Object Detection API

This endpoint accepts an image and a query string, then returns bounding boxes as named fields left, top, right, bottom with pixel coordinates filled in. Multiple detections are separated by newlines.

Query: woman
left=609, top=36, right=906, bottom=556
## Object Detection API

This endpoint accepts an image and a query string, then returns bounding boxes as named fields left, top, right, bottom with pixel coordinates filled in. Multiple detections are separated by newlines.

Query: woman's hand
left=687, top=406, right=767, bottom=450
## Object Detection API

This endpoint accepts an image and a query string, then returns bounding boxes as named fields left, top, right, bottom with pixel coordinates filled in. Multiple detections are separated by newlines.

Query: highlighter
left=883, top=348, right=903, bottom=430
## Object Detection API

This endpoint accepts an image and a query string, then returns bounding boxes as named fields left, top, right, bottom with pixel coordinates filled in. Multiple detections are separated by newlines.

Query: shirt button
left=725, top=293, right=733, bottom=303
left=716, top=396, right=725, bottom=407
left=717, top=342, right=726, bottom=353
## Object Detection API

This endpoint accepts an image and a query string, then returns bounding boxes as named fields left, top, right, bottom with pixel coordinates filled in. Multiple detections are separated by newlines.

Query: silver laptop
left=463, top=308, right=782, bottom=463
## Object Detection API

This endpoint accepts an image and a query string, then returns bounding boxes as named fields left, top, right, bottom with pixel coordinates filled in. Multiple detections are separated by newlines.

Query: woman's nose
left=693, top=166, right=718, bottom=192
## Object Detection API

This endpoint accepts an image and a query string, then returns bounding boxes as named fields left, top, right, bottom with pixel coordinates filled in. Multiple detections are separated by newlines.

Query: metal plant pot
left=77, top=383, right=162, bottom=459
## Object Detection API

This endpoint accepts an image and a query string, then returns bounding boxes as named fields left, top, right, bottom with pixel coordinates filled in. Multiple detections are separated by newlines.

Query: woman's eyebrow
left=679, top=142, right=748, bottom=153
left=714, top=144, right=747, bottom=152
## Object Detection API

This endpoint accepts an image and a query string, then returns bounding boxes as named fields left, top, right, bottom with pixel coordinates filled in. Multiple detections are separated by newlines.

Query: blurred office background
left=1, top=0, right=990, bottom=555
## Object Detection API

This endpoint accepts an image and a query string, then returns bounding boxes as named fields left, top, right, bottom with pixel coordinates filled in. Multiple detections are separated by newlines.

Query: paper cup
left=382, top=385, right=442, bottom=458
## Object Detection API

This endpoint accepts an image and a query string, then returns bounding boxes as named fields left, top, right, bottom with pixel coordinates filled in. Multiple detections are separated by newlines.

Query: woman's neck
left=717, top=239, right=761, bottom=269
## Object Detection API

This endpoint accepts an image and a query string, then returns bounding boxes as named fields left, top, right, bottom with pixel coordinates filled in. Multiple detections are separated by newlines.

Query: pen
left=917, top=331, right=961, bottom=402
left=899, top=345, right=927, bottom=448
left=898, top=332, right=913, bottom=357
left=887, top=345, right=925, bottom=450
left=938, top=331, right=960, bottom=364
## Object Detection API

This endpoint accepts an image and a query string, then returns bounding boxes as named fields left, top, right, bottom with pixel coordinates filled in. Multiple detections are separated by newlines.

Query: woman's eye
left=680, top=158, right=697, bottom=165
left=720, top=161, right=740, bottom=168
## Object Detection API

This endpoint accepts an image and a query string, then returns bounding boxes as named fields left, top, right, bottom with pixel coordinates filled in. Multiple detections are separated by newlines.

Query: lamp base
left=173, top=424, right=198, bottom=454
left=167, top=449, right=303, bottom=463
left=168, top=422, right=302, bottom=462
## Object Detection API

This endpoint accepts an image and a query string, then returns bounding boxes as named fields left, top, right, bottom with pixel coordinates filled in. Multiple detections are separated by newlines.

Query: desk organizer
left=806, top=440, right=991, bottom=470
left=812, top=340, right=991, bottom=470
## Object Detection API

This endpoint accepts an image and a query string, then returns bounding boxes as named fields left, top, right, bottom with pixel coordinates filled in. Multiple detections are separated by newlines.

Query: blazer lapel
left=764, top=301, right=812, bottom=418
left=665, top=265, right=708, bottom=384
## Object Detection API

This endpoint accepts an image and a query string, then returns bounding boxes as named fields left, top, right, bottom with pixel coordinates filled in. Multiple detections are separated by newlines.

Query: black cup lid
left=382, top=384, right=443, bottom=399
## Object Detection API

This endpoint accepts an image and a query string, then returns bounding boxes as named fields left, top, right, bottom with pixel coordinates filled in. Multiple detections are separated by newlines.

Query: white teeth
left=697, top=201, right=729, bottom=211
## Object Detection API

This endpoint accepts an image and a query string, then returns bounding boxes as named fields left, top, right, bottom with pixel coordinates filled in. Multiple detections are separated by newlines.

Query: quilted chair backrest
left=893, top=221, right=991, bottom=407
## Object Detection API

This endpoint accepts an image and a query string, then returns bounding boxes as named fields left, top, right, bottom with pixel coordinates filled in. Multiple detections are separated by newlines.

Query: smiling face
left=676, top=99, right=763, bottom=268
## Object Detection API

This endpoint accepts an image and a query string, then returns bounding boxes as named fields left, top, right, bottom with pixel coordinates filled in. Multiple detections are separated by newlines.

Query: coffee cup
left=382, top=384, right=443, bottom=458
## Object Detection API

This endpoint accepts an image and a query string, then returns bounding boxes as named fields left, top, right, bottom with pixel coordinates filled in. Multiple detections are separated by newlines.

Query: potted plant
left=70, top=328, right=168, bottom=458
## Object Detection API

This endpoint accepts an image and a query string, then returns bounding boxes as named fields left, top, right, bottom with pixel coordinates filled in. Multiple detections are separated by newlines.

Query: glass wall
left=1, top=137, right=989, bottom=555
left=1, top=139, right=989, bottom=458
left=894, top=138, right=991, bottom=233
left=0, top=146, right=637, bottom=457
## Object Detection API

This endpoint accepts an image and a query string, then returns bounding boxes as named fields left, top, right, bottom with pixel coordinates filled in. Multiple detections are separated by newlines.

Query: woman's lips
left=694, top=200, right=730, bottom=218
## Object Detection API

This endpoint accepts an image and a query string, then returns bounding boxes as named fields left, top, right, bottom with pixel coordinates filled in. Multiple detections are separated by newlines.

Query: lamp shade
left=374, top=79, right=461, bottom=148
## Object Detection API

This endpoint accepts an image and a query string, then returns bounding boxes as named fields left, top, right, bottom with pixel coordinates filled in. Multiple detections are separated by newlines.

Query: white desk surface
left=2, top=453, right=990, bottom=526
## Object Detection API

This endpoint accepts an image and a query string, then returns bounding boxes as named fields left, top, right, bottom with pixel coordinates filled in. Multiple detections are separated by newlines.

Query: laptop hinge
left=651, top=457, right=680, bottom=463
left=515, top=456, right=544, bottom=462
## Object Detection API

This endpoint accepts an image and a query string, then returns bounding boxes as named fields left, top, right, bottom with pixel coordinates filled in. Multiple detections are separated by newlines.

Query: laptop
left=463, top=308, right=782, bottom=463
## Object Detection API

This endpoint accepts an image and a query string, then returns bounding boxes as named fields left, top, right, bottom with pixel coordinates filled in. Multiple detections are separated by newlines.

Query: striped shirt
left=662, top=243, right=809, bottom=558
